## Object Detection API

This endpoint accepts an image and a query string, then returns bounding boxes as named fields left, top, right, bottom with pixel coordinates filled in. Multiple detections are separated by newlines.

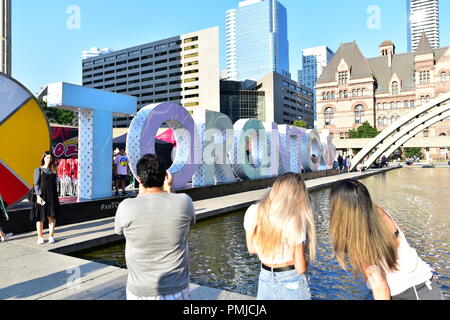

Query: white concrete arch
left=351, top=92, right=450, bottom=171
left=382, top=110, right=450, bottom=160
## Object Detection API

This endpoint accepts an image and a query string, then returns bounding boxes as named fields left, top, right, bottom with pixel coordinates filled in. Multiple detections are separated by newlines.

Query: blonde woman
left=244, top=173, right=316, bottom=300
left=329, top=179, right=444, bottom=300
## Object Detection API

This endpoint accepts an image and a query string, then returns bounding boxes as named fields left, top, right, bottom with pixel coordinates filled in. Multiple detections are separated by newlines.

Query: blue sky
left=12, top=0, right=450, bottom=94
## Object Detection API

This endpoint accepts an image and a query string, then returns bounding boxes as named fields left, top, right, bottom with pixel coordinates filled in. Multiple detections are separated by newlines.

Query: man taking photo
left=114, top=154, right=196, bottom=300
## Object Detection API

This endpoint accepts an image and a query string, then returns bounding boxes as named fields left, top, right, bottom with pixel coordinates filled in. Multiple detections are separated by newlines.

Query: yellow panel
left=0, top=99, right=51, bottom=186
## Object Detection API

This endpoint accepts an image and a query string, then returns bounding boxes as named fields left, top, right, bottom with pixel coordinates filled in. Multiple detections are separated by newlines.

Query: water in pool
left=74, top=168, right=450, bottom=300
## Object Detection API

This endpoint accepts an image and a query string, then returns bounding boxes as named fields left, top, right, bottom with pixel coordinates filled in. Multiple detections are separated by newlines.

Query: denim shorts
left=391, top=277, right=445, bottom=300
left=256, top=267, right=311, bottom=300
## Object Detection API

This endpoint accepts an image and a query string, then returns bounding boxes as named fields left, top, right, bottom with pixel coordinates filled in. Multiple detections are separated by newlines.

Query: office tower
left=81, top=48, right=115, bottom=60
left=0, top=0, right=11, bottom=75
left=220, top=72, right=313, bottom=127
left=82, top=27, right=220, bottom=128
left=407, top=0, right=440, bottom=52
left=299, top=46, right=334, bottom=89
left=298, top=46, right=334, bottom=128
left=226, top=0, right=290, bottom=81
left=257, top=72, right=314, bottom=127
left=297, top=69, right=303, bottom=85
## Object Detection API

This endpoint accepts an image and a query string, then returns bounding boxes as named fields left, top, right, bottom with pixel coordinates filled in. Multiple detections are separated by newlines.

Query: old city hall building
left=316, top=33, right=450, bottom=158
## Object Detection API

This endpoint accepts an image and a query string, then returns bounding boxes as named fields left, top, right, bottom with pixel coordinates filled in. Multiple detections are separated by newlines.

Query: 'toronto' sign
left=126, top=102, right=336, bottom=189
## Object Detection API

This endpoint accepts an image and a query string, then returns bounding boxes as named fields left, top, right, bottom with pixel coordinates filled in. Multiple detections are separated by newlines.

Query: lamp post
left=0, top=0, right=11, bottom=75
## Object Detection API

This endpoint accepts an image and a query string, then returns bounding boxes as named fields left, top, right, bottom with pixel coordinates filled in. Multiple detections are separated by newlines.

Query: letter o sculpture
left=127, top=103, right=200, bottom=190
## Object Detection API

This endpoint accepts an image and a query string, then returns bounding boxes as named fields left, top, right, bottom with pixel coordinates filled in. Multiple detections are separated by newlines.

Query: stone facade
left=316, top=34, right=450, bottom=158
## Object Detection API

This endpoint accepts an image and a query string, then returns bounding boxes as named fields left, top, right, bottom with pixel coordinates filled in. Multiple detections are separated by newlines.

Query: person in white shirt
left=114, top=148, right=129, bottom=196
left=329, top=179, right=444, bottom=300
left=244, top=173, right=317, bottom=300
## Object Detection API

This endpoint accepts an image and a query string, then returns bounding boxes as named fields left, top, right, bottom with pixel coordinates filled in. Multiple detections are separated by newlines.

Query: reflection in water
left=75, top=168, right=449, bottom=300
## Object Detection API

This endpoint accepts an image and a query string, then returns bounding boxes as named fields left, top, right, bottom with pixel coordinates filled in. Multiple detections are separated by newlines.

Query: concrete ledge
left=4, top=169, right=339, bottom=235
left=9, top=168, right=397, bottom=257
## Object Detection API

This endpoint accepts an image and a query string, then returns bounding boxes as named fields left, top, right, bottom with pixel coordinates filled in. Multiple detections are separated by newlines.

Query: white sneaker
left=37, top=237, right=44, bottom=245
left=1, top=233, right=13, bottom=242
left=48, top=236, right=55, bottom=244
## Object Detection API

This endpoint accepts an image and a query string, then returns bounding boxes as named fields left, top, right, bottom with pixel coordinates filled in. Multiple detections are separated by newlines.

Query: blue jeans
left=256, top=267, right=311, bottom=300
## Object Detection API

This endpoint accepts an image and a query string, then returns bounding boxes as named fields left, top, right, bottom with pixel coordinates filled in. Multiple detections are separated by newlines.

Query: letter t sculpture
left=46, top=83, right=137, bottom=200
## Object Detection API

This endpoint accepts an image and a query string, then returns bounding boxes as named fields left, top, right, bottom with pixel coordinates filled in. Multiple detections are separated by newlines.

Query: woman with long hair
left=244, top=173, right=316, bottom=300
left=30, top=151, right=60, bottom=244
left=329, top=179, right=444, bottom=300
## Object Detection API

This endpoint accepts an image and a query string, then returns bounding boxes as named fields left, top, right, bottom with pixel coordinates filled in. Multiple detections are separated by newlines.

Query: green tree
left=348, top=121, right=380, bottom=139
left=38, top=98, right=76, bottom=126
left=292, top=120, right=308, bottom=129
left=404, top=147, right=422, bottom=158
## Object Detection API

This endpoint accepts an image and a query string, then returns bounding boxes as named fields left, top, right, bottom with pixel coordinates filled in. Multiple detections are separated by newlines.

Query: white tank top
left=379, top=211, right=433, bottom=296
left=243, top=204, right=306, bottom=265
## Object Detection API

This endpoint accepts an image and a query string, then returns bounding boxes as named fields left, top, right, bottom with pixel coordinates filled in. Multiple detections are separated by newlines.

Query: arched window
left=391, top=102, right=395, bottom=109
left=440, top=133, right=447, bottom=136
left=378, top=117, right=383, bottom=127
left=426, top=95, right=430, bottom=103
left=357, top=89, right=362, bottom=97
left=383, top=116, right=388, bottom=126
left=391, top=116, right=396, bottom=124
left=325, top=108, right=334, bottom=126
left=410, top=100, right=415, bottom=108
left=421, top=96, right=426, bottom=104
left=344, top=90, right=348, bottom=98
left=383, top=102, right=387, bottom=110
left=323, top=92, right=327, bottom=100
left=392, top=81, right=399, bottom=95
left=327, top=92, right=331, bottom=100
left=404, top=100, right=409, bottom=108
left=396, top=115, right=401, bottom=121
left=331, top=92, right=335, bottom=100
left=441, top=72, right=447, bottom=83
left=396, top=101, right=401, bottom=109
left=339, top=91, right=343, bottom=99
left=352, top=89, right=357, bottom=97
left=362, top=88, right=366, bottom=96
left=354, top=105, right=364, bottom=124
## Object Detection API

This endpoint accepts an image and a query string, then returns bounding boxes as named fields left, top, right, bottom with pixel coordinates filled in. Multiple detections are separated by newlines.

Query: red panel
left=0, top=162, right=30, bottom=207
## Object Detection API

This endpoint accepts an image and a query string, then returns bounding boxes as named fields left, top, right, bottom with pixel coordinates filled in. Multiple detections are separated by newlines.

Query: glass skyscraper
left=226, top=0, right=290, bottom=81
left=407, top=0, right=440, bottom=52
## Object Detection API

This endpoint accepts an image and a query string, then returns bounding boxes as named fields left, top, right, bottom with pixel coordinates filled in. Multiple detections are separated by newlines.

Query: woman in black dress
left=30, top=151, right=60, bottom=244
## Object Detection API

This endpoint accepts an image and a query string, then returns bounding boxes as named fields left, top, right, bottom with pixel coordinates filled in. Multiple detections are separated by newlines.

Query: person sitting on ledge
left=114, top=154, right=196, bottom=300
